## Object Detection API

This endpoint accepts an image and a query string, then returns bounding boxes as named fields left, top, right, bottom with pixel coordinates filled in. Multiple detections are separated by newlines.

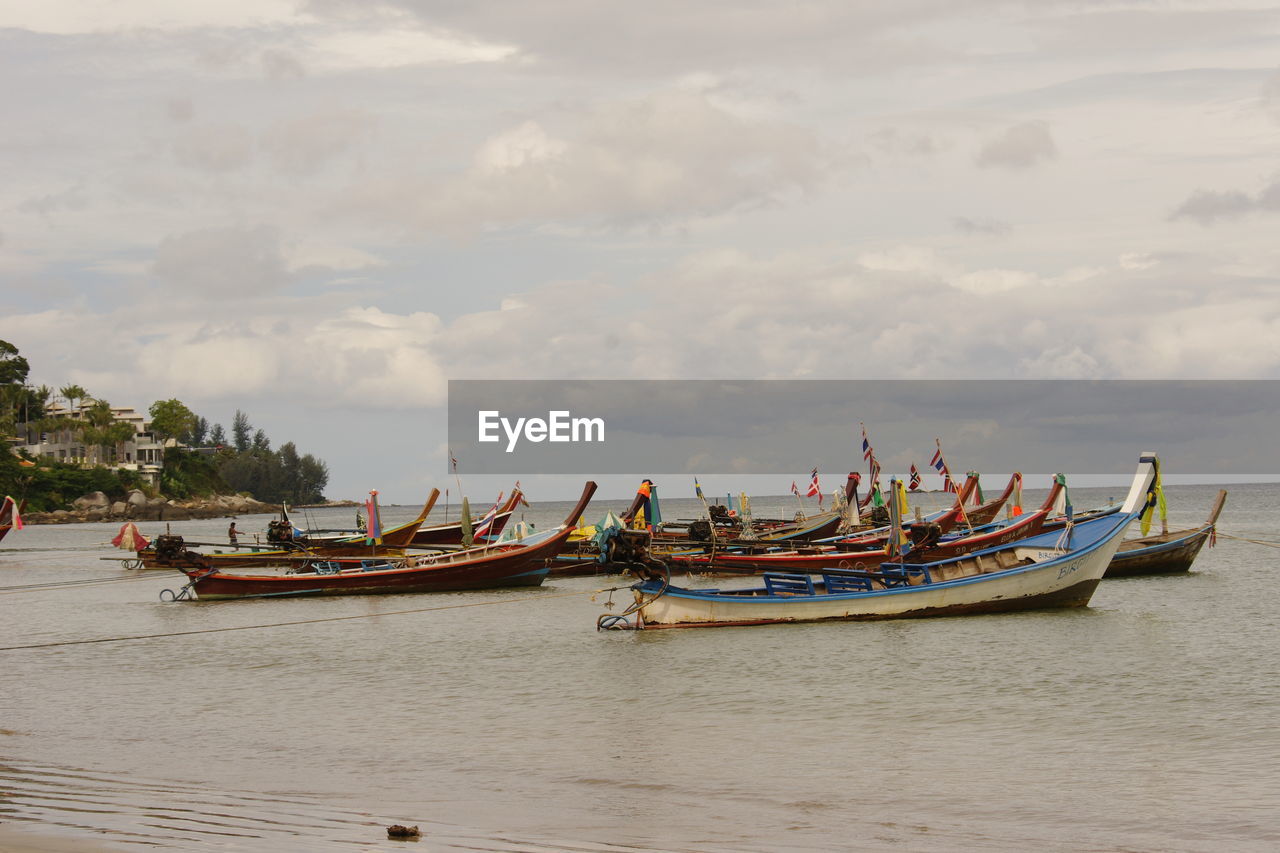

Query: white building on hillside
left=16, top=403, right=170, bottom=486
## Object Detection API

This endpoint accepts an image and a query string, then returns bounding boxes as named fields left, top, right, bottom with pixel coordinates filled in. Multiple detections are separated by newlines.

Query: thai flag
left=943, top=476, right=958, bottom=494
left=909, top=465, right=922, bottom=491
left=790, top=481, right=800, bottom=496
left=805, top=468, right=821, bottom=497
left=862, top=430, right=872, bottom=461
left=930, top=449, right=945, bottom=473
left=473, top=504, right=500, bottom=539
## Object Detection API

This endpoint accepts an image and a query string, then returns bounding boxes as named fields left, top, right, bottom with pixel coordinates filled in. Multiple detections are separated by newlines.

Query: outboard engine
left=153, top=534, right=186, bottom=564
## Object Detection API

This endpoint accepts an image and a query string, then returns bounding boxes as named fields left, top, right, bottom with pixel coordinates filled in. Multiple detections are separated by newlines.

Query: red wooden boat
left=407, top=487, right=525, bottom=547
left=137, top=491, right=442, bottom=570
left=962, top=472, right=1022, bottom=527
left=172, top=482, right=596, bottom=599
left=671, top=476, right=1062, bottom=575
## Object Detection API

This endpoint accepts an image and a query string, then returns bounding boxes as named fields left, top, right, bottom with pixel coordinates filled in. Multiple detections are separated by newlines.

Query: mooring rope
left=1214, top=531, right=1280, bottom=549
left=0, top=574, right=158, bottom=594
left=0, top=587, right=625, bottom=652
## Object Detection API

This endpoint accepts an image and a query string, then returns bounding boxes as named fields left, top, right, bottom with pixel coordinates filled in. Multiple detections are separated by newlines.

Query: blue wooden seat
left=822, top=573, right=873, bottom=594
left=876, top=564, right=933, bottom=586
left=763, top=573, right=816, bottom=596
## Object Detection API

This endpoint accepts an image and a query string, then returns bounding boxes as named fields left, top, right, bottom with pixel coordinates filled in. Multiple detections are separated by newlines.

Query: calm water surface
left=2, top=484, right=1278, bottom=851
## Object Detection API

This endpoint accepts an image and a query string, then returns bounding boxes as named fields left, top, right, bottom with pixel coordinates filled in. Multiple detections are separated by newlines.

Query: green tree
left=208, top=423, right=227, bottom=448
left=59, top=383, right=87, bottom=414
left=0, top=340, right=31, bottom=435
left=232, top=410, right=252, bottom=453
left=0, top=340, right=29, bottom=386
left=190, top=415, right=209, bottom=446
left=296, top=453, right=329, bottom=503
left=148, top=398, right=197, bottom=444
left=252, top=428, right=270, bottom=452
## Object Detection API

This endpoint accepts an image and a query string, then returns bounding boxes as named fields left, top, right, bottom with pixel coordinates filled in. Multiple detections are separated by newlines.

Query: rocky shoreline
left=20, top=489, right=282, bottom=524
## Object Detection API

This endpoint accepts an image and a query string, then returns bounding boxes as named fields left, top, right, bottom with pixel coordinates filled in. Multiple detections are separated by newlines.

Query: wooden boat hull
left=187, top=559, right=550, bottom=599
left=409, top=508, right=515, bottom=547
left=632, top=516, right=1126, bottom=627
left=1105, top=490, right=1224, bottom=578
left=1105, top=524, right=1212, bottom=577
left=624, top=455, right=1158, bottom=629
left=673, top=481, right=1060, bottom=575
left=180, top=482, right=596, bottom=601
left=139, top=542, right=410, bottom=570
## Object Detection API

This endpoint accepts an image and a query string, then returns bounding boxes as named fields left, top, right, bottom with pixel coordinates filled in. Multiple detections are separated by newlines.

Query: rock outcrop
left=20, top=493, right=281, bottom=524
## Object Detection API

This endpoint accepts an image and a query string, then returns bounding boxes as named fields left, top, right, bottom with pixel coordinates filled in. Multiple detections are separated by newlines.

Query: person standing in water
left=229, top=521, right=242, bottom=550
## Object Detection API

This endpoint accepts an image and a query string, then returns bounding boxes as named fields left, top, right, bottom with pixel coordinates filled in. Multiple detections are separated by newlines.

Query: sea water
left=1, top=483, right=1278, bottom=851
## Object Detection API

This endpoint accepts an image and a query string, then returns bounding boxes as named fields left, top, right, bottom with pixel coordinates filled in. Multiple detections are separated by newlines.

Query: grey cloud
left=173, top=123, right=254, bottom=172
left=152, top=225, right=290, bottom=295
left=261, top=111, right=373, bottom=177
left=262, top=49, right=307, bottom=80
left=165, top=97, right=194, bottom=123
left=1264, top=69, right=1280, bottom=123
left=18, top=183, right=89, bottom=216
left=953, top=216, right=1011, bottom=236
left=307, top=0, right=972, bottom=76
left=976, top=121, right=1057, bottom=170
left=1171, top=180, right=1280, bottom=225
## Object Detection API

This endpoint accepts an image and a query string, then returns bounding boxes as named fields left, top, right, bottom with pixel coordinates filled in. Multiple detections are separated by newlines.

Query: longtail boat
left=169, top=482, right=596, bottom=600
left=601, top=453, right=1158, bottom=629
left=0, top=496, right=24, bottom=543
left=672, top=474, right=1056, bottom=575
left=137, top=490, right=442, bottom=570
left=1106, top=488, right=1226, bottom=577
left=961, top=472, right=1021, bottom=526
left=407, top=487, right=525, bottom=547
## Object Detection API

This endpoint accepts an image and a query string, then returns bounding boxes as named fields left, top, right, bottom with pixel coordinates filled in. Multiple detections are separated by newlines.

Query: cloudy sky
left=3, top=1, right=1279, bottom=501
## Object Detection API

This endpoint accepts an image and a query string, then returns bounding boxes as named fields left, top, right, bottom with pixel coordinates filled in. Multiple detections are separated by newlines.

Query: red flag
left=805, top=468, right=821, bottom=497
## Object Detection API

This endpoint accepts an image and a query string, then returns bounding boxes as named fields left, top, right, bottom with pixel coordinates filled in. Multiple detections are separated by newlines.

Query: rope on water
left=1214, top=531, right=1280, bottom=549
left=0, top=574, right=159, bottom=594
left=0, top=586, right=625, bottom=652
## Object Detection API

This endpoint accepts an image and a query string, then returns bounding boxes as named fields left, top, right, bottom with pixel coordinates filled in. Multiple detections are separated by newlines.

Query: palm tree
left=60, top=384, right=87, bottom=415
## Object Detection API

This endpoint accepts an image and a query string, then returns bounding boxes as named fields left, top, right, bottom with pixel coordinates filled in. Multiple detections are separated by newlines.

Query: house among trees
left=13, top=401, right=176, bottom=487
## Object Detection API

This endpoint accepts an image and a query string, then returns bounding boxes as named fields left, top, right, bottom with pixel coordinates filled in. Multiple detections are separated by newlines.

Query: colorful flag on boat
left=790, top=481, right=800, bottom=497
left=111, top=521, right=148, bottom=551
left=909, top=465, right=922, bottom=491
left=932, top=441, right=958, bottom=493
left=473, top=503, right=500, bottom=539
left=5, top=496, right=24, bottom=531
left=805, top=468, right=821, bottom=498
left=365, top=490, right=383, bottom=545
left=1140, top=461, right=1167, bottom=536
left=694, top=478, right=705, bottom=500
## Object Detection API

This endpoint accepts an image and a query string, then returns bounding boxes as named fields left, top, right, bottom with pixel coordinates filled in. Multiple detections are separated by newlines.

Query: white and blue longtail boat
left=603, top=452, right=1160, bottom=629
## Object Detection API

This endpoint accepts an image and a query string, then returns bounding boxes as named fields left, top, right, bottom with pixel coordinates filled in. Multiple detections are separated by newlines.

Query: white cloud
left=0, top=1, right=307, bottom=34
left=306, top=26, right=517, bottom=70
